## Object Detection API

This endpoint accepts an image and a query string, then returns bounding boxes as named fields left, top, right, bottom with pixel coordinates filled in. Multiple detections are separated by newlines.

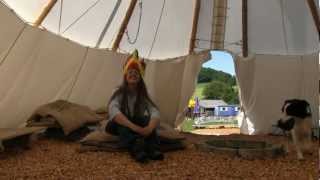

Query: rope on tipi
left=194, top=39, right=241, bottom=50
left=125, top=0, right=142, bottom=44
left=66, top=47, right=89, bottom=100
left=61, top=0, right=101, bottom=34
left=147, top=0, right=166, bottom=58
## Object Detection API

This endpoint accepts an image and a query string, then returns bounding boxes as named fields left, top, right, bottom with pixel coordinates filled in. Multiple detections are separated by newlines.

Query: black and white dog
left=277, top=99, right=312, bottom=160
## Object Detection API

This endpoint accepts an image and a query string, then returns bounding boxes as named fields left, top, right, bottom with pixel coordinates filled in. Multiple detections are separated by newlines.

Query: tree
left=197, top=68, right=213, bottom=83
left=203, top=81, right=239, bottom=104
left=198, top=67, right=237, bottom=86
left=203, top=81, right=227, bottom=99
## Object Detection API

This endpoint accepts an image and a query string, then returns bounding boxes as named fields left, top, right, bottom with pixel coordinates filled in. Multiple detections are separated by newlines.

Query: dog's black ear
left=283, top=99, right=312, bottom=118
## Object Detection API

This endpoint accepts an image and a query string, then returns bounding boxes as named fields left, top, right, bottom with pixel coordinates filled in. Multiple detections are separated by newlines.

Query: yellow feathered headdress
left=123, top=49, right=146, bottom=77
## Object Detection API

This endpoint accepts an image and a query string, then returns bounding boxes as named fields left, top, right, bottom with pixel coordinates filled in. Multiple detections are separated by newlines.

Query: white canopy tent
left=0, top=0, right=318, bottom=135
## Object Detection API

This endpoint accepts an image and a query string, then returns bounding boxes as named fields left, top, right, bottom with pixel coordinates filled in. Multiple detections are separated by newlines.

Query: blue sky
left=202, top=51, right=235, bottom=76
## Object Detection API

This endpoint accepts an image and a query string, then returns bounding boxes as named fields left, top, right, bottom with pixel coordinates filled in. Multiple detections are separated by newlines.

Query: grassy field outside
left=193, top=82, right=209, bottom=99
left=180, top=118, right=195, bottom=132
left=182, top=82, right=239, bottom=132
left=181, top=83, right=207, bottom=132
left=199, top=119, right=238, bottom=127
left=180, top=118, right=238, bottom=132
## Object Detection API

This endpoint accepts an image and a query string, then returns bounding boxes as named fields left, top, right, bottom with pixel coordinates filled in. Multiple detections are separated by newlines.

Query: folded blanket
left=27, top=100, right=104, bottom=135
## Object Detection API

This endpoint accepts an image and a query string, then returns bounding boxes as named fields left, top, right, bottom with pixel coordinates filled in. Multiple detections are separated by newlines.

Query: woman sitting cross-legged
left=105, top=50, right=164, bottom=163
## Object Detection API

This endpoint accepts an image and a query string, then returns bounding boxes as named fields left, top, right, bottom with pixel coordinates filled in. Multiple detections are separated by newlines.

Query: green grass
left=180, top=118, right=195, bottom=132
left=193, top=82, right=209, bottom=99
left=201, top=119, right=238, bottom=126
left=180, top=118, right=238, bottom=132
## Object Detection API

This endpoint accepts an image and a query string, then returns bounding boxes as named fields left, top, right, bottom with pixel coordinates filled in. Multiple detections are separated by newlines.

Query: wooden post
left=306, top=0, right=320, bottom=39
left=210, top=0, right=227, bottom=50
left=242, top=0, right=248, bottom=57
left=112, top=0, right=138, bottom=51
left=34, top=0, right=58, bottom=27
left=189, top=0, right=201, bottom=54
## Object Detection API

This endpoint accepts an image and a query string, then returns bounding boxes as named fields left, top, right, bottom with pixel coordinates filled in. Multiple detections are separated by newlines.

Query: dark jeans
left=105, top=116, right=160, bottom=151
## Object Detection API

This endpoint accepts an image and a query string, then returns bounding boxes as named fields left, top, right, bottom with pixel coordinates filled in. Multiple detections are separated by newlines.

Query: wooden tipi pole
left=242, top=0, right=248, bottom=57
left=189, top=0, right=201, bottom=54
left=306, top=0, right=320, bottom=39
left=34, top=0, right=58, bottom=27
left=112, top=0, right=138, bottom=51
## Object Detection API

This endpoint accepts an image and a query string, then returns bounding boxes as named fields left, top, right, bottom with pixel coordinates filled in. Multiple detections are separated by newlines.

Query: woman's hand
left=113, top=113, right=145, bottom=134
left=139, top=125, right=154, bottom=137
left=138, top=118, right=160, bottom=136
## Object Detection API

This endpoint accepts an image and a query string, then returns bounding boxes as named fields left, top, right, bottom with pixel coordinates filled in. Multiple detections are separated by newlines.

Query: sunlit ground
left=192, top=127, right=240, bottom=136
left=180, top=117, right=240, bottom=135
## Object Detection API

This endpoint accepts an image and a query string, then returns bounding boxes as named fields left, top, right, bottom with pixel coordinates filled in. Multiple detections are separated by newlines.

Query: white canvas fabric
left=224, top=0, right=242, bottom=54
left=2, top=0, right=195, bottom=59
left=144, top=51, right=210, bottom=127
left=0, top=0, right=48, bottom=23
left=247, top=0, right=318, bottom=55
left=0, top=3, right=209, bottom=128
left=68, top=49, right=127, bottom=109
left=0, top=3, right=25, bottom=62
left=118, top=0, right=194, bottom=59
left=194, top=0, right=213, bottom=52
left=2, top=0, right=318, bottom=56
left=0, top=26, right=87, bottom=128
left=194, top=0, right=242, bottom=53
left=235, top=53, right=319, bottom=134
left=0, top=1, right=318, bottom=135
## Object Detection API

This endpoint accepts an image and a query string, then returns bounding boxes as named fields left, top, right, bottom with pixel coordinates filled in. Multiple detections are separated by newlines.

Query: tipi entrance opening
left=180, top=51, right=241, bottom=136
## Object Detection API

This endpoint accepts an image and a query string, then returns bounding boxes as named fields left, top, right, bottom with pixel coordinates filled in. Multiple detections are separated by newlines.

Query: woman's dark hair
left=108, top=76, right=157, bottom=117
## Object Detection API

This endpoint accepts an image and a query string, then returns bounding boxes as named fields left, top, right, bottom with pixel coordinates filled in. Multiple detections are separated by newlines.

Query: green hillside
left=194, top=82, right=209, bottom=99
left=193, top=67, right=239, bottom=104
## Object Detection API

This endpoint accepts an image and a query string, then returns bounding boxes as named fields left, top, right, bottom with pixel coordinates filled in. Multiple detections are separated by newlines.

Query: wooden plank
left=112, top=0, right=138, bottom=51
left=189, top=0, right=201, bottom=54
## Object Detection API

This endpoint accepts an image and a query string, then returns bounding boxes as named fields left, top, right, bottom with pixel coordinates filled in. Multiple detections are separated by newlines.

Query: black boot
left=130, top=138, right=149, bottom=163
left=147, top=148, right=164, bottom=161
left=145, top=137, right=164, bottom=160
